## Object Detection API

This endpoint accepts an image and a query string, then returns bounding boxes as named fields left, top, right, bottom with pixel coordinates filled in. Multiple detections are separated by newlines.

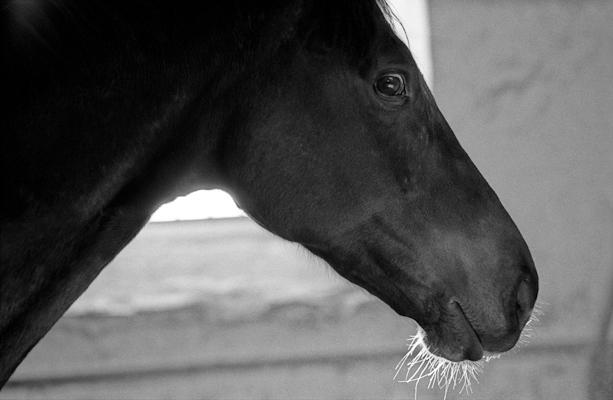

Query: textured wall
left=429, top=0, right=613, bottom=344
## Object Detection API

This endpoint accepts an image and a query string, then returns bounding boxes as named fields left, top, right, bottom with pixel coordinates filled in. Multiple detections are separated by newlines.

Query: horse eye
left=374, top=73, right=406, bottom=98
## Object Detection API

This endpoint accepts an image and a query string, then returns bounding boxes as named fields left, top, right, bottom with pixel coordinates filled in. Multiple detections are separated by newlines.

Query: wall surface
left=430, top=0, right=613, bottom=341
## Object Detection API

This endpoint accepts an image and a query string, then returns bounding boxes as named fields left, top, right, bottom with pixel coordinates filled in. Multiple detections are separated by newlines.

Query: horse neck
left=4, top=0, right=305, bottom=211
left=0, top=0, right=302, bottom=386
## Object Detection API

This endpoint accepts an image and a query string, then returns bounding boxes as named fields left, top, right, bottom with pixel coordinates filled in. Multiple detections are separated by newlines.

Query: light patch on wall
left=150, top=0, right=432, bottom=222
left=390, top=0, right=432, bottom=86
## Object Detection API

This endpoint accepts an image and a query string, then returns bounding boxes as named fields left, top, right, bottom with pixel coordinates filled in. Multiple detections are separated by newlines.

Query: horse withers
left=0, top=0, right=538, bottom=386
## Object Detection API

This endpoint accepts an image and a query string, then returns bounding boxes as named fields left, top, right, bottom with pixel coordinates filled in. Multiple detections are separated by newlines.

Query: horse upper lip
left=450, top=300, right=484, bottom=361
left=453, top=301, right=482, bottom=342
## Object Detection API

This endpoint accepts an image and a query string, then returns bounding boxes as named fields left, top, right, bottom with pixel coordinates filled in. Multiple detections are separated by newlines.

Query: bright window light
left=150, top=189, right=244, bottom=222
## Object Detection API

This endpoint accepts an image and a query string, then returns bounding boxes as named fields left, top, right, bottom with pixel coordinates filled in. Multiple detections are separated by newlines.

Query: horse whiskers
left=515, top=300, right=545, bottom=349
left=394, top=329, right=498, bottom=400
left=393, top=331, right=497, bottom=399
left=395, top=303, right=545, bottom=399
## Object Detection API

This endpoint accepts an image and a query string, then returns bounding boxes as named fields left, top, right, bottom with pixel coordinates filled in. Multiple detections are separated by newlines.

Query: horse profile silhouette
left=0, top=0, right=538, bottom=387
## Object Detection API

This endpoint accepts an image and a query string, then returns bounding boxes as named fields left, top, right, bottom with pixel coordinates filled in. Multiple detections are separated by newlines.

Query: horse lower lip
left=450, top=301, right=484, bottom=361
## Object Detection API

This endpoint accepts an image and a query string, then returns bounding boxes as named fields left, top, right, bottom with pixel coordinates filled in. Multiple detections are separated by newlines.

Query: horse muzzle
left=417, top=300, right=484, bottom=362
left=422, top=272, right=538, bottom=362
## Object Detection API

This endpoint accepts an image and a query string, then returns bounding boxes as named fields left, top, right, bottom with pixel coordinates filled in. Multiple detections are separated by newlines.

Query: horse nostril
left=516, top=278, right=534, bottom=328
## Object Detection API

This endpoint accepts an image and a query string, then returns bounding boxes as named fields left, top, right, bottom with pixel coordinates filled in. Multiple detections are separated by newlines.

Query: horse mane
left=3, top=0, right=405, bottom=65
left=295, top=0, right=404, bottom=65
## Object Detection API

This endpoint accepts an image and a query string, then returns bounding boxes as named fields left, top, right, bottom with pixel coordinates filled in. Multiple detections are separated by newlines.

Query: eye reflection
left=374, top=73, right=406, bottom=97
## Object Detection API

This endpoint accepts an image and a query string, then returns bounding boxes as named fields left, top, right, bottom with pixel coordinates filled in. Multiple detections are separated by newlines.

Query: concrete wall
left=429, top=0, right=613, bottom=342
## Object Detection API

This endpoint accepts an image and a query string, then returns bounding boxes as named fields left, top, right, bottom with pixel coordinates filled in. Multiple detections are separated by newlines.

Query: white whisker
left=394, top=329, right=497, bottom=399
left=395, top=303, right=544, bottom=398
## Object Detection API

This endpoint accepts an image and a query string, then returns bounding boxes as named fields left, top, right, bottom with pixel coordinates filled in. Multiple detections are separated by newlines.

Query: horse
left=0, top=0, right=538, bottom=387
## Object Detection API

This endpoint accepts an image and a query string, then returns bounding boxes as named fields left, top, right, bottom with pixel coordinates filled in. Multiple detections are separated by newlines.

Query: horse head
left=220, top=0, right=538, bottom=362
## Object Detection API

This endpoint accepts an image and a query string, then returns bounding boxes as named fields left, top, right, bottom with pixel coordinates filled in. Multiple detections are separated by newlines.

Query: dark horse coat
left=0, top=0, right=537, bottom=386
